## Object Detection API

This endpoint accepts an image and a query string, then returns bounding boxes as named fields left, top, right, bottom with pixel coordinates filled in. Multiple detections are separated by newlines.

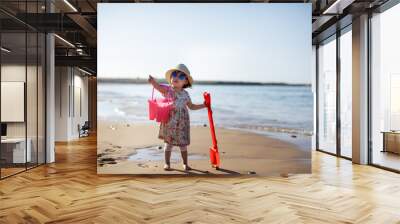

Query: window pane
left=318, top=37, right=337, bottom=154
left=340, top=29, right=352, bottom=158
left=371, top=3, right=400, bottom=171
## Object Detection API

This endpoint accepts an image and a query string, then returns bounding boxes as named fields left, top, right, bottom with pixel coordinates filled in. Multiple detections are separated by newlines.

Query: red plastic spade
left=203, top=92, right=220, bottom=169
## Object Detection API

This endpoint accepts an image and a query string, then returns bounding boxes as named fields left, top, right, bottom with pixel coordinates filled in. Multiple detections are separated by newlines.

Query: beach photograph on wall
left=97, top=3, right=313, bottom=175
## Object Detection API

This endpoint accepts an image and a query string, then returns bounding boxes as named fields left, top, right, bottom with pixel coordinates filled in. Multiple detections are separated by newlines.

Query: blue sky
left=98, top=3, right=311, bottom=84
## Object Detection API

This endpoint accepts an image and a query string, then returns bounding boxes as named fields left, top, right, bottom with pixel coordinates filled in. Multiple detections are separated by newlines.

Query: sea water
left=98, top=83, right=313, bottom=137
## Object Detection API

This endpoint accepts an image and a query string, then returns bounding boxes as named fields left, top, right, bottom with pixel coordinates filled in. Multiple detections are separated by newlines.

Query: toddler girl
left=148, top=64, right=206, bottom=171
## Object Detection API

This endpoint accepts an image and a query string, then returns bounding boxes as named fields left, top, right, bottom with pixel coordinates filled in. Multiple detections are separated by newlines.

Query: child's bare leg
left=180, top=146, right=191, bottom=170
left=164, top=143, right=173, bottom=170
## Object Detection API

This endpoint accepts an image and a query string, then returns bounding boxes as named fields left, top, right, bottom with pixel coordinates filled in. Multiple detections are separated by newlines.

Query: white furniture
left=1, top=138, right=31, bottom=163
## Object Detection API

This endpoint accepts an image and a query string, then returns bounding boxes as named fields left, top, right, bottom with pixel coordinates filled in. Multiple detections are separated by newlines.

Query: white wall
left=55, top=67, right=89, bottom=141
left=1, top=65, right=26, bottom=136
left=1, top=65, right=40, bottom=138
left=72, top=73, right=89, bottom=137
left=55, top=66, right=70, bottom=141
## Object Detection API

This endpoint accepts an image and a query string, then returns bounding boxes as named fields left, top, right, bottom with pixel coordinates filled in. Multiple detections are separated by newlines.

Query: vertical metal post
left=316, top=44, right=320, bottom=150
left=367, top=10, right=373, bottom=164
left=36, top=0, right=39, bottom=167
left=0, top=23, right=2, bottom=179
left=336, top=28, right=341, bottom=156
left=25, top=0, right=28, bottom=171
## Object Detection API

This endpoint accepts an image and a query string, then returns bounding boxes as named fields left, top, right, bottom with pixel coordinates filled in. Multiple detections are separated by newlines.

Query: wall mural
left=97, top=3, right=313, bottom=176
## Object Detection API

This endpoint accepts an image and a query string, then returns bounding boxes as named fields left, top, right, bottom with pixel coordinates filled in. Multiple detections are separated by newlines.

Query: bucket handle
left=151, top=85, right=174, bottom=100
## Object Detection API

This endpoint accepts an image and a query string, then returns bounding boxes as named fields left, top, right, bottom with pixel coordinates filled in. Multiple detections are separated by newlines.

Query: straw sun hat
left=165, top=64, right=193, bottom=86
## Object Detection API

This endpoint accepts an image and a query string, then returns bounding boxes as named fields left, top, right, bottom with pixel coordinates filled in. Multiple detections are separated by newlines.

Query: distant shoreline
left=98, top=78, right=311, bottom=87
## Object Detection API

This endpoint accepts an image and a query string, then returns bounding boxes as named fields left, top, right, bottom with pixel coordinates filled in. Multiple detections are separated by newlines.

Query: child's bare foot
left=164, top=164, right=171, bottom=171
left=183, top=164, right=191, bottom=171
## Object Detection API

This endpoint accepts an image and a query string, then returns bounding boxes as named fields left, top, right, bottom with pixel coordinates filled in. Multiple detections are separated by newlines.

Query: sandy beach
left=97, top=121, right=311, bottom=176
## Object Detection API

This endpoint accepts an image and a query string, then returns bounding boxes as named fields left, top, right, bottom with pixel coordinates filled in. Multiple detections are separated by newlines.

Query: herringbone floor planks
left=0, top=135, right=399, bottom=223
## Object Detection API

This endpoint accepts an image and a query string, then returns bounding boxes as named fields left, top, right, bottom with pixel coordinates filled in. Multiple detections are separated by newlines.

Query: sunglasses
left=171, top=71, right=187, bottom=81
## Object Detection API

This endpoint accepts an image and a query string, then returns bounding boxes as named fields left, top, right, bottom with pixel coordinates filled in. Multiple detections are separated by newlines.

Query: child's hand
left=148, top=75, right=155, bottom=84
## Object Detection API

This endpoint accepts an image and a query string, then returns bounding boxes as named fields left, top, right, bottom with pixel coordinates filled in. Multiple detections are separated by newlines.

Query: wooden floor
left=372, top=151, right=400, bottom=171
left=1, top=135, right=400, bottom=223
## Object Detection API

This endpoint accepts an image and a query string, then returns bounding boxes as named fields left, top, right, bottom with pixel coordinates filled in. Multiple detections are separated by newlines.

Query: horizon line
left=97, top=77, right=311, bottom=86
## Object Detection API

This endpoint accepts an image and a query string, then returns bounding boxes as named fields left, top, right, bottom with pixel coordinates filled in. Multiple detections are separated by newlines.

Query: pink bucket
left=148, top=85, right=174, bottom=123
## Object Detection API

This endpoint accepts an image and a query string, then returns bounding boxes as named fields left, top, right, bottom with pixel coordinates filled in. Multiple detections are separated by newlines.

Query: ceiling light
left=78, top=67, right=92, bottom=76
left=323, top=0, right=355, bottom=14
left=63, top=0, right=78, bottom=12
left=54, top=34, right=75, bottom=48
left=1, top=47, right=11, bottom=53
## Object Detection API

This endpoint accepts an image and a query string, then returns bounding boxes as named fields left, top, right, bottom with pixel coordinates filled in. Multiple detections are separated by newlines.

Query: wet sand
left=97, top=121, right=311, bottom=176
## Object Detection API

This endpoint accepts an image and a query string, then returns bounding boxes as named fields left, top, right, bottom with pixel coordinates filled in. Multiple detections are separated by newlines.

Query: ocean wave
left=98, top=83, right=313, bottom=136
left=113, top=107, right=126, bottom=116
left=222, top=124, right=313, bottom=136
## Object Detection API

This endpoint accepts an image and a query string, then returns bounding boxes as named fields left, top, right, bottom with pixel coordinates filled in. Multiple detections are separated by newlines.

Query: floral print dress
left=158, top=86, right=191, bottom=146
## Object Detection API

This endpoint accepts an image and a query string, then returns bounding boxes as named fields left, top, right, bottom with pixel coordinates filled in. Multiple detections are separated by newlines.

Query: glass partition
left=26, top=1, right=39, bottom=168
left=1, top=31, right=28, bottom=177
left=0, top=2, right=46, bottom=179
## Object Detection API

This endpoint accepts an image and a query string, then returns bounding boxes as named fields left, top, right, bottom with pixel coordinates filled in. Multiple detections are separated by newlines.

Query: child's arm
left=148, top=75, right=167, bottom=95
left=187, top=99, right=207, bottom=110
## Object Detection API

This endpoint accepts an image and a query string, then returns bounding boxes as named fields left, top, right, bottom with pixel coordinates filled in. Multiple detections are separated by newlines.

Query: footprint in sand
left=105, top=148, right=115, bottom=152
left=137, top=163, right=149, bottom=168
